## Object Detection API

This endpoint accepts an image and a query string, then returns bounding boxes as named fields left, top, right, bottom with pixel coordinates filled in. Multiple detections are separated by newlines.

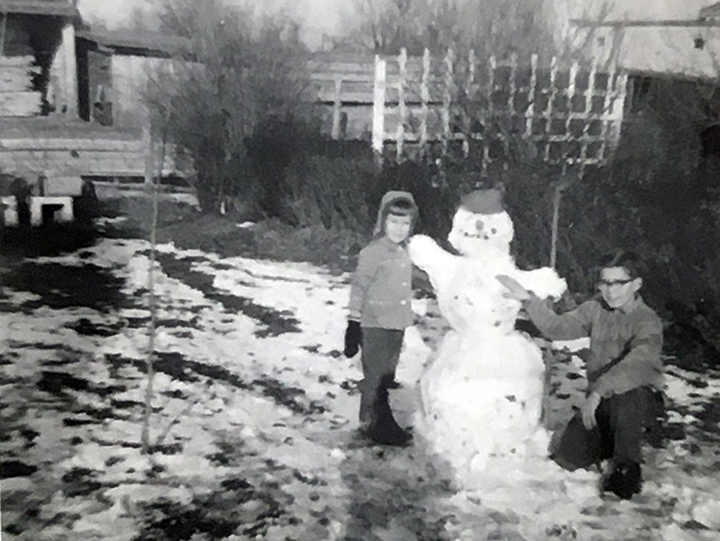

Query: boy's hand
left=496, top=274, right=531, bottom=301
left=582, top=392, right=602, bottom=429
left=344, top=320, right=362, bottom=358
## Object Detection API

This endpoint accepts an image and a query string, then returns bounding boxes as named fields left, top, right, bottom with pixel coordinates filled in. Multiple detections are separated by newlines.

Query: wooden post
left=524, top=54, right=538, bottom=139
left=508, top=53, right=518, bottom=112
left=550, top=174, right=572, bottom=268
left=143, top=108, right=154, bottom=186
left=442, top=49, right=454, bottom=160
left=598, top=65, right=616, bottom=163
left=544, top=56, right=559, bottom=162
left=331, top=77, right=343, bottom=139
left=581, top=62, right=598, bottom=171
left=608, top=72, right=628, bottom=149
left=419, top=49, right=430, bottom=151
left=505, top=53, right=518, bottom=159
left=550, top=184, right=562, bottom=269
left=483, top=55, right=497, bottom=175
left=463, top=49, right=476, bottom=157
left=372, top=55, right=387, bottom=162
left=564, top=61, right=579, bottom=170
left=61, top=22, right=78, bottom=118
left=397, top=48, right=407, bottom=161
left=0, top=0, right=8, bottom=57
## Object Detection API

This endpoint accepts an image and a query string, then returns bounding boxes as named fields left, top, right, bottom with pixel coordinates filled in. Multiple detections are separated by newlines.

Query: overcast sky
left=76, top=0, right=345, bottom=49
left=76, top=0, right=715, bottom=52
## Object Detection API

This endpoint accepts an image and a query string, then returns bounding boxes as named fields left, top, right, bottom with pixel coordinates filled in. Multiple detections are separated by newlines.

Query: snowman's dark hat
left=460, top=188, right=505, bottom=215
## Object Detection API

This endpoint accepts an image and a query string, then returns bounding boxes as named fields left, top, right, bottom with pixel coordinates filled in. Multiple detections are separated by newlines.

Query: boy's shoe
left=602, top=462, right=642, bottom=499
left=386, top=379, right=402, bottom=389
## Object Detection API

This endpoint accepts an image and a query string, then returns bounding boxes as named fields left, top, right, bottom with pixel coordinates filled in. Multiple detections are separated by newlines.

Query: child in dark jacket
left=499, top=250, right=665, bottom=499
left=344, top=191, right=419, bottom=446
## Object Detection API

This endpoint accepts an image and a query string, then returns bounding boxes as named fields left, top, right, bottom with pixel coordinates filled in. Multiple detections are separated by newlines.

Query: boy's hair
left=596, top=249, right=647, bottom=279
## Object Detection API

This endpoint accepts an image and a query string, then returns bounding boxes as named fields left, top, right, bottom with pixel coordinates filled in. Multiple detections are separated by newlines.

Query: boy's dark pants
left=550, top=386, right=664, bottom=471
left=358, top=328, right=404, bottom=424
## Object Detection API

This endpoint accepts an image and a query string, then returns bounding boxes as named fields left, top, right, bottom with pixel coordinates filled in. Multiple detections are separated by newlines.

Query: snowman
left=408, top=188, right=566, bottom=486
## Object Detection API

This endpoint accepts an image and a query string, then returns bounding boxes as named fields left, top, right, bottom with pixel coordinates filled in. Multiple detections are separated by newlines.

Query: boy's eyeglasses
left=598, top=278, right=635, bottom=287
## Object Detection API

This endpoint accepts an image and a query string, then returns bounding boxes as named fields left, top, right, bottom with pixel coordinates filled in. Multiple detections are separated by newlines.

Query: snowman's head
left=448, top=207, right=514, bottom=256
left=447, top=189, right=514, bottom=257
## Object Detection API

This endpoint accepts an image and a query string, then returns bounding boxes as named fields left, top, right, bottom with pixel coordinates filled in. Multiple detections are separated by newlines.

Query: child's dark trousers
left=358, top=328, right=404, bottom=424
left=551, top=386, right=664, bottom=471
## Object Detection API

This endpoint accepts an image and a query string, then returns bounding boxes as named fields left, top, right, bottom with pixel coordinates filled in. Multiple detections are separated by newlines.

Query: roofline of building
left=570, top=18, right=720, bottom=28
left=0, top=1, right=80, bottom=18
left=699, top=1, right=720, bottom=20
left=76, top=29, right=194, bottom=60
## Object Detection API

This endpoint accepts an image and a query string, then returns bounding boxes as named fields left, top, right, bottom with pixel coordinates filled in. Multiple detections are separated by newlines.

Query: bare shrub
left=146, top=0, right=314, bottom=215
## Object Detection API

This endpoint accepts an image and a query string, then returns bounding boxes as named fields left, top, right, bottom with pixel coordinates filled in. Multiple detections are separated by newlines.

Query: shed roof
left=75, top=29, right=194, bottom=59
left=700, top=2, right=720, bottom=19
left=0, top=0, right=80, bottom=17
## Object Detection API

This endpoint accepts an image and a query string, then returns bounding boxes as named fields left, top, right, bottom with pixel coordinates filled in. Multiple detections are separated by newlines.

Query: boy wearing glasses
left=498, top=250, right=664, bottom=499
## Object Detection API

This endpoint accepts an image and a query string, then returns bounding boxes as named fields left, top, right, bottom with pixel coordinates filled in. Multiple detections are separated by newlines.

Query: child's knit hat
left=373, top=190, right=418, bottom=236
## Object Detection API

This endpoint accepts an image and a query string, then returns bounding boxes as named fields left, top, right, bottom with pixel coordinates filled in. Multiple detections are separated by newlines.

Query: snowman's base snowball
left=416, top=329, right=550, bottom=488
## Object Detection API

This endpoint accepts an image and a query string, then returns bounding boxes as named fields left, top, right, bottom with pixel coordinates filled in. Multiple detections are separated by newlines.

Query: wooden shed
left=0, top=0, right=80, bottom=117
left=75, top=29, right=195, bottom=129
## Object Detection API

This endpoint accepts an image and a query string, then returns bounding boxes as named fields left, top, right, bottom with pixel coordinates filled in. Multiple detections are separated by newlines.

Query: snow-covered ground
left=2, top=225, right=720, bottom=540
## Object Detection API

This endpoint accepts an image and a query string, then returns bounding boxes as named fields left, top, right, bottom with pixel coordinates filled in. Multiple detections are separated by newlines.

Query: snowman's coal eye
left=491, top=228, right=497, bottom=234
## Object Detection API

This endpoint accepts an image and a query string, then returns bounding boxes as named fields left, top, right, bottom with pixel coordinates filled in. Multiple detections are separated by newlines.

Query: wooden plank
left=0, top=137, right=144, bottom=152
left=397, top=48, right=407, bottom=160
left=608, top=73, right=628, bottom=147
left=525, top=54, right=538, bottom=138
left=564, top=61, right=579, bottom=170
left=0, top=91, right=42, bottom=116
left=331, top=78, right=342, bottom=139
left=308, top=64, right=375, bottom=78
left=316, top=91, right=374, bottom=104
left=310, top=72, right=374, bottom=83
left=0, top=55, right=35, bottom=67
left=570, top=18, right=720, bottom=28
left=462, top=49, right=476, bottom=156
left=372, top=56, right=386, bottom=155
left=484, top=55, right=497, bottom=172
left=442, top=49, right=453, bottom=158
left=543, top=57, right=559, bottom=162
left=0, top=148, right=179, bottom=178
left=504, top=53, right=518, bottom=157
left=598, top=65, right=617, bottom=162
left=0, top=72, right=33, bottom=92
left=419, top=49, right=430, bottom=149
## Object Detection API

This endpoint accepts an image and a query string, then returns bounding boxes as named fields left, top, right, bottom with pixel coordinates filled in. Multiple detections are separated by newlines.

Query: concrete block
left=30, top=196, right=74, bottom=226
left=2, top=196, right=18, bottom=226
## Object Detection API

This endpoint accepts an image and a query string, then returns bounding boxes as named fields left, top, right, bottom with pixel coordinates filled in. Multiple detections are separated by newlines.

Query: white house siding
left=550, top=0, right=720, bottom=78
left=110, top=55, right=171, bottom=129
left=618, top=27, right=720, bottom=80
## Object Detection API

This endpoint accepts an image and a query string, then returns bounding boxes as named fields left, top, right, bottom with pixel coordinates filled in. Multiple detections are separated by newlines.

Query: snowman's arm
left=511, top=267, right=567, bottom=301
left=408, top=235, right=456, bottom=290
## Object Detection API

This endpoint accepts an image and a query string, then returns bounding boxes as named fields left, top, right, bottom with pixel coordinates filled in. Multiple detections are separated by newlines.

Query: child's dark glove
left=344, top=320, right=362, bottom=358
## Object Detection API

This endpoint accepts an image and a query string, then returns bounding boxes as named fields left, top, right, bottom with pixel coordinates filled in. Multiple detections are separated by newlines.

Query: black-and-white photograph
left=2, top=1, right=720, bottom=539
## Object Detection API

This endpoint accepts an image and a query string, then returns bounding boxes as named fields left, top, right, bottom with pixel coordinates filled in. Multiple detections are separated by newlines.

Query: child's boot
left=367, top=384, right=412, bottom=446
left=602, top=461, right=642, bottom=499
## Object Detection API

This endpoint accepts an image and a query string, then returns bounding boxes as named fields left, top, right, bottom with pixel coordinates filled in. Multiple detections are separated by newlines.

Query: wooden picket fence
left=310, top=49, right=629, bottom=175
